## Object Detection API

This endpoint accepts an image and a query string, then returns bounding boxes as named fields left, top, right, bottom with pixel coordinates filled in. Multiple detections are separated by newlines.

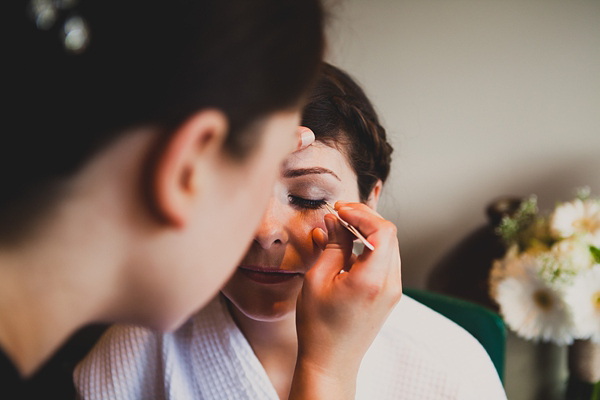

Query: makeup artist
left=1, top=0, right=324, bottom=397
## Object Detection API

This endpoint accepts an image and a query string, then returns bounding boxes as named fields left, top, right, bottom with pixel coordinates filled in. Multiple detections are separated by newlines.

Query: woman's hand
left=290, top=202, right=402, bottom=399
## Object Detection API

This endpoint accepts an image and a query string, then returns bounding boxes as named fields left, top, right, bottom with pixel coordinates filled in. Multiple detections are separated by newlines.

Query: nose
left=254, top=198, right=288, bottom=249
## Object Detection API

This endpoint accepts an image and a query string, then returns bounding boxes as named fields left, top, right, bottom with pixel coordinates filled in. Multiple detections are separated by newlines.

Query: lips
left=238, top=265, right=303, bottom=285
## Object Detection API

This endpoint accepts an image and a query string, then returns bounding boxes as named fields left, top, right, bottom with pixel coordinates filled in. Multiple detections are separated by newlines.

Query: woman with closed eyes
left=74, top=63, right=506, bottom=399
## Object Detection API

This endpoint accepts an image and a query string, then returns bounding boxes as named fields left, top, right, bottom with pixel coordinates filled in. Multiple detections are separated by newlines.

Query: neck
left=0, top=129, right=155, bottom=377
left=0, top=227, right=122, bottom=376
left=230, top=305, right=298, bottom=354
left=227, top=299, right=299, bottom=398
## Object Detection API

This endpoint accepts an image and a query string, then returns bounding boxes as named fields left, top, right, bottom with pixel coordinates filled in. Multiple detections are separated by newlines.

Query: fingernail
left=338, top=206, right=353, bottom=212
left=314, top=227, right=326, bottom=236
left=299, top=129, right=315, bottom=149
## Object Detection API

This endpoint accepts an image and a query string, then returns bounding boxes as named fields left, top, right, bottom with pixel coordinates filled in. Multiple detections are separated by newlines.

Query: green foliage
left=591, top=246, right=600, bottom=264
left=495, top=195, right=541, bottom=249
left=575, top=185, right=591, bottom=201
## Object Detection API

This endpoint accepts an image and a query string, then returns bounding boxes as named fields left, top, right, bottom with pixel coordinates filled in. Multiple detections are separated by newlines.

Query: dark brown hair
left=301, top=63, right=393, bottom=202
left=2, top=0, right=325, bottom=234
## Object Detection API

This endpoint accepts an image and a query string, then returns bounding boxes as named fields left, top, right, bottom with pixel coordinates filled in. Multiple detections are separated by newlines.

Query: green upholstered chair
left=403, top=287, right=506, bottom=383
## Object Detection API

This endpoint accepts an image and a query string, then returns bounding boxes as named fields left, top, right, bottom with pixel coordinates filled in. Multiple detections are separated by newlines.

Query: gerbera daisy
left=496, top=268, right=574, bottom=345
left=536, top=237, right=596, bottom=286
left=551, top=237, right=595, bottom=269
left=564, top=265, right=600, bottom=343
left=550, top=199, right=600, bottom=239
left=489, top=245, right=523, bottom=298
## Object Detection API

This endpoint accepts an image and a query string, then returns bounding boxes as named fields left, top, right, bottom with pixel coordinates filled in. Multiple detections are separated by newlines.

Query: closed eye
left=288, top=195, right=327, bottom=210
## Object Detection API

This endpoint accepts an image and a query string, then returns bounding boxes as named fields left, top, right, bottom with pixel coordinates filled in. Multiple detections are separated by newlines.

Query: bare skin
left=0, top=114, right=311, bottom=376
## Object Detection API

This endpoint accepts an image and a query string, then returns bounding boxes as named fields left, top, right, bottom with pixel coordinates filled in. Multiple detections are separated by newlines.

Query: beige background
left=325, top=0, right=600, bottom=289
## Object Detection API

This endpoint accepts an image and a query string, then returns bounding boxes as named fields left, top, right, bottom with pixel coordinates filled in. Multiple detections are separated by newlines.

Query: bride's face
left=221, top=141, right=361, bottom=321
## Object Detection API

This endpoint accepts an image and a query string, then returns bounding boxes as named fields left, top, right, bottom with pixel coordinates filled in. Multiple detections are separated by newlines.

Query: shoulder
left=357, top=295, right=506, bottom=400
left=74, top=296, right=227, bottom=400
left=387, top=295, right=486, bottom=360
left=74, top=323, right=166, bottom=399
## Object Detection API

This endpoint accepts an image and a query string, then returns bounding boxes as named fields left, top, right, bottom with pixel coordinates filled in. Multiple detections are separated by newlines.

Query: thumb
left=295, top=126, right=315, bottom=152
left=308, top=214, right=354, bottom=282
left=311, top=227, right=328, bottom=251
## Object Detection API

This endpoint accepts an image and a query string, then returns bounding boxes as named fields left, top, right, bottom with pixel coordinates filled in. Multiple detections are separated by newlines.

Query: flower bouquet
left=489, top=188, right=600, bottom=346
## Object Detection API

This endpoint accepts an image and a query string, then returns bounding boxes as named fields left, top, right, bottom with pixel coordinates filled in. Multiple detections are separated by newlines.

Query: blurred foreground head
left=0, top=0, right=325, bottom=331
left=2, top=0, right=325, bottom=230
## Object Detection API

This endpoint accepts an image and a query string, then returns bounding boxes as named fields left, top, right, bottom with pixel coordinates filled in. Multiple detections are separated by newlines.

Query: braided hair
left=301, top=63, right=393, bottom=202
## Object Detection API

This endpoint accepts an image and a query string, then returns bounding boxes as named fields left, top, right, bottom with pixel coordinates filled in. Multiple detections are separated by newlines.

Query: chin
left=244, top=307, right=295, bottom=322
left=224, top=292, right=296, bottom=322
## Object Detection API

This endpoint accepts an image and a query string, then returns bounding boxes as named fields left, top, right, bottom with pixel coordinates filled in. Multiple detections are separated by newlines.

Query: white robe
left=74, top=295, right=507, bottom=400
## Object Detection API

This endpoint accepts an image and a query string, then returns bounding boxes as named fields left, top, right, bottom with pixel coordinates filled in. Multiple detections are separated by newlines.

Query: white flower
left=489, top=245, right=525, bottom=298
left=564, top=265, right=600, bottom=343
left=535, top=237, right=596, bottom=286
left=586, top=232, right=600, bottom=249
left=551, top=237, right=595, bottom=268
left=550, top=199, right=600, bottom=239
left=496, top=268, right=574, bottom=345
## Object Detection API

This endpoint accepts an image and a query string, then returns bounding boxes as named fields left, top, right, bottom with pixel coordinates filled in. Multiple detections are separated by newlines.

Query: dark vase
left=568, top=339, right=600, bottom=383
left=427, top=197, right=523, bottom=311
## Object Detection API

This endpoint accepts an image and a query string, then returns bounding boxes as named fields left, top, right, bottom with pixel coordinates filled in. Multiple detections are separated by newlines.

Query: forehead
left=281, top=141, right=356, bottom=182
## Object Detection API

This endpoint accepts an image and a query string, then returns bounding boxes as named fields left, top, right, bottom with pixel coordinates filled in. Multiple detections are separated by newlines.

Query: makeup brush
left=324, top=202, right=375, bottom=251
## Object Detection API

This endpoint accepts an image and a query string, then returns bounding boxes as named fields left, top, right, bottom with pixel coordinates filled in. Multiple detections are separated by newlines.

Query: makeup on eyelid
left=288, top=195, right=327, bottom=210
left=286, top=179, right=336, bottom=211
left=288, top=184, right=330, bottom=198
left=286, top=173, right=337, bottom=188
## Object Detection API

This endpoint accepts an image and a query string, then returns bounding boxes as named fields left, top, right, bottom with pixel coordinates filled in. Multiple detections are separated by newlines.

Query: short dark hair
left=301, top=63, right=393, bottom=202
left=2, top=0, right=325, bottom=234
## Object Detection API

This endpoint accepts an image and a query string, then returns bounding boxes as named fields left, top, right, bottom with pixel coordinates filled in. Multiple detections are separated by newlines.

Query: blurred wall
left=325, top=0, right=600, bottom=288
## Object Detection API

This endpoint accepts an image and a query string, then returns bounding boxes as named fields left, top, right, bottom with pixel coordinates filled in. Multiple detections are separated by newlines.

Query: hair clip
left=29, top=0, right=90, bottom=54
left=61, top=15, right=89, bottom=54
left=324, top=202, right=374, bottom=251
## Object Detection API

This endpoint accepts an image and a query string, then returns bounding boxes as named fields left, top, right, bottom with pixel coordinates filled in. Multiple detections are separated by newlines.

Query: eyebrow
left=282, top=167, right=341, bottom=181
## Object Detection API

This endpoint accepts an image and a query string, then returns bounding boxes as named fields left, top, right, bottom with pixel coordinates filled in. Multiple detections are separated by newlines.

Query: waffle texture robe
left=75, top=295, right=507, bottom=400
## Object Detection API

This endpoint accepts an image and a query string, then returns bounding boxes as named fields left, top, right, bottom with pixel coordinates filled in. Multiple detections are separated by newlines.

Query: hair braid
left=332, top=95, right=392, bottom=181
left=302, top=65, right=393, bottom=202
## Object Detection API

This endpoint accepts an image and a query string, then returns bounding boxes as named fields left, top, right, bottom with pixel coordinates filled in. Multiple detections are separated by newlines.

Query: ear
left=152, top=109, right=228, bottom=227
left=365, top=180, right=383, bottom=211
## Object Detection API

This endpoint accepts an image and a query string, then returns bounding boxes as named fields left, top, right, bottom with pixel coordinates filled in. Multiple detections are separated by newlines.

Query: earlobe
left=152, top=109, right=228, bottom=227
left=366, top=180, right=383, bottom=211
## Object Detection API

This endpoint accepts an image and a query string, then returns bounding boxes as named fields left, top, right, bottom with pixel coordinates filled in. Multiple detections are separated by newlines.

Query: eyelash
left=288, top=195, right=327, bottom=210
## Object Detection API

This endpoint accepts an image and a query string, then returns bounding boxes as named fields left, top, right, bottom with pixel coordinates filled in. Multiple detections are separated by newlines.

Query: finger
left=335, top=201, right=382, bottom=218
left=309, top=214, right=354, bottom=282
left=336, top=205, right=391, bottom=242
left=311, top=227, right=328, bottom=251
left=335, top=205, right=399, bottom=281
left=352, top=232, right=401, bottom=286
left=343, top=253, right=358, bottom=272
left=324, top=214, right=355, bottom=253
left=295, top=126, right=315, bottom=152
